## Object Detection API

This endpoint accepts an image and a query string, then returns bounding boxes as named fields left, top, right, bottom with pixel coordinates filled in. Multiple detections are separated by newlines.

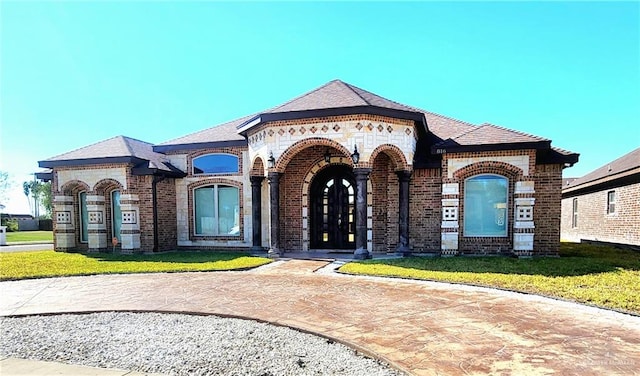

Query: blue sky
left=1, top=1, right=638, bottom=214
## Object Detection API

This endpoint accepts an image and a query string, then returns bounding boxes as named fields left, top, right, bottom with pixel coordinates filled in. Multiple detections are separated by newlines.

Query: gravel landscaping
left=0, top=312, right=404, bottom=376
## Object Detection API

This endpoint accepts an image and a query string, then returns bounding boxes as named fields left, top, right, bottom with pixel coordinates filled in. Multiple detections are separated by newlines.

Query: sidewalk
left=0, top=357, right=162, bottom=376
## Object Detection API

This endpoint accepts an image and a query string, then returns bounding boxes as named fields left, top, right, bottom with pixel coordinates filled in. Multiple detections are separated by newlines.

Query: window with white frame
left=572, top=198, right=578, bottom=228
left=193, top=154, right=239, bottom=174
left=607, top=190, right=616, bottom=214
left=463, top=174, right=508, bottom=237
left=194, top=185, right=240, bottom=236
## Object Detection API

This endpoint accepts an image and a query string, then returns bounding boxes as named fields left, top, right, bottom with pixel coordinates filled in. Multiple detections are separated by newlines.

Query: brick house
left=38, top=80, right=578, bottom=257
left=561, top=148, right=640, bottom=248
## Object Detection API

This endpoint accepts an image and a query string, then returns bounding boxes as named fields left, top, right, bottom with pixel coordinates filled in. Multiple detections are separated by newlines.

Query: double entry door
left=311, top=165, right=356, bottom=250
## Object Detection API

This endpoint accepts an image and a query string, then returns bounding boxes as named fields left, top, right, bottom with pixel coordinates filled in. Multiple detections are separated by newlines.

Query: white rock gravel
left=0, top=312, right=404, bottom=376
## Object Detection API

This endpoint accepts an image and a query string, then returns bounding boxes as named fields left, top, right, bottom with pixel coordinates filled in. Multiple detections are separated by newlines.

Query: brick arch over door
left=93, top=178, right=124, bottom=193
left=299, top=159, right=373, bottom=252
left=370, top=144, right=411, bottom=172
left=274, top=137, right=353, bottom=173
left=60, top=180, right=91, bottom=195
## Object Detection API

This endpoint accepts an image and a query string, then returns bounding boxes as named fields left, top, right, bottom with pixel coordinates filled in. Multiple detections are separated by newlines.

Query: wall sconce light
left=351, top=145, right=360, bottom=164
left=324, top=148, right=331, bottom=163
left=267, top=151, right=275, bottom=168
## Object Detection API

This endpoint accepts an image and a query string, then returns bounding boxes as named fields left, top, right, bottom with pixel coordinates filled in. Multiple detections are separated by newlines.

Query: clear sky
left=1, top=1, right=639, bottom=215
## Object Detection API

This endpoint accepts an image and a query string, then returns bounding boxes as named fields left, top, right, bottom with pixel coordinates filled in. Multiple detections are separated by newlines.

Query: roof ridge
left=119, top=135, right=136, bottom=157
left=268, top=80, right=345, bottom=112
left=341, top=81, right=377, bottom=106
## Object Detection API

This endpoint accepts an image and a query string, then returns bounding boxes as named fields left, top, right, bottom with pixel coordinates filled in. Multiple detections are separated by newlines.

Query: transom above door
left=310, top=165, right=356, bottom=250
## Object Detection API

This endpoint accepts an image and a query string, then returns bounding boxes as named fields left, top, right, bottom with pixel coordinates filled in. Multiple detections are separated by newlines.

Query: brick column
left=119, top=194, right=141, bottom=253
left=441, top=183, right=459, bottom=256
left=513, top=181, right=536, bottom=257
left=396, top=170, right=411, bottom=256
left=250, top=176, right=265, bottom=252
left=267, top=172, right=281, bottom=257
left=53, top=195, right=75, bottom=250
left=354, top=168, right=371, bottom=260
left=86, top=195, right=107, bottom=252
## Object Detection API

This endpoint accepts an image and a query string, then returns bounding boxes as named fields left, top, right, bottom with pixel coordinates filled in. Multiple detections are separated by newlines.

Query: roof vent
left=608, top=165, right=612, bottom=172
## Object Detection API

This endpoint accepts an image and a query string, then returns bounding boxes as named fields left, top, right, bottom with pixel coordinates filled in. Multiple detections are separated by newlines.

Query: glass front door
left=311, top=166, right=355, bottom=249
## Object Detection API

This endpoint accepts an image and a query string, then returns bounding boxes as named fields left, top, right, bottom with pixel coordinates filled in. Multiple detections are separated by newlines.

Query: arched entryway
left=310, top=165, right=356, bottom=250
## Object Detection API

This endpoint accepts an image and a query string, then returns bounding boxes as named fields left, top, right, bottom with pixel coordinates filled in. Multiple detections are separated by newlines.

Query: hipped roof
left=40, top=79, right=578, bottom=170
left=39, top=136, right=184, bottom=177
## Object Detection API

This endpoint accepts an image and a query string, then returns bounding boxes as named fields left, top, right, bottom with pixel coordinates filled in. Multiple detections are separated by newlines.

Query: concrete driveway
left=1, top=259, right=638, bottom=375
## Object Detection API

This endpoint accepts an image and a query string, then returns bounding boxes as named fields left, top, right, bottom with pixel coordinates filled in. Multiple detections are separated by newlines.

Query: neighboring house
left=561, top=147, right=640, bottom=248
left=38, top=80, right=578, bottom=257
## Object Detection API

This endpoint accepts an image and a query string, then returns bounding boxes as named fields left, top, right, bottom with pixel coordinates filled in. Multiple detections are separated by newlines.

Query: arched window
left=463, top=174, right=508, bottom=237
left=193, top=154, right=239, bottom=174
left=79, top=191, right=88, bottom=243
left=111, top=190, right=122, bottom=242
left=194, top=185, right=240, bottom=236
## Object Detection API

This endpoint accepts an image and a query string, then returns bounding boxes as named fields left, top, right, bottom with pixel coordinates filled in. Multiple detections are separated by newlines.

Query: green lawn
left=0, top=250, right=271, bottom=281
left=6, top=231, right=53, bottom=243
left=340, top=242, right=640, bottom=314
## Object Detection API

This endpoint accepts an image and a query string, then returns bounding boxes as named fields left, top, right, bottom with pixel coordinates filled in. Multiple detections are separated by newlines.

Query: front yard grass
left=5, top=231, right=53, bottom=243
left=0, top=250, right=271, bottom=281
left=340, top=242, right=640, bottom=314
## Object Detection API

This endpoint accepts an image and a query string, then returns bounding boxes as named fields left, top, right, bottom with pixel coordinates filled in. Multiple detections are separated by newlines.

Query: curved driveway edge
left=2, top=260, right=639, bottom=376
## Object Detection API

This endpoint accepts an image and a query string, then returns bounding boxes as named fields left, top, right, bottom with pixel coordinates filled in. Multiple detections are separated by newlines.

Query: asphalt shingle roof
left=264, top=79, right=418, bottom=114
left=42, top=135, right=178, bottom=173
left=158, top=115, right=249, bottom=146
left=434, top=123, right=549, bottom=147
left=41, top=80, right=578, bottom=166
left=564, top=147, right=640, bottom=190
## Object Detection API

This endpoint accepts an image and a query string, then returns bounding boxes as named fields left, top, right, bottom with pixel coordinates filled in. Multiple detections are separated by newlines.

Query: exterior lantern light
left=324, top=148, right=331, bottom=163
left=351, top=145, right=360, bottom=164
left=267, top=151, right=275, bottom=168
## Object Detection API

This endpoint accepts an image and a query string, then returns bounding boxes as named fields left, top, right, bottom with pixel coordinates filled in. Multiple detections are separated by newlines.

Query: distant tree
left=0, top=171, right=11, bottom=209
left=22, top=179, right=47, bottom=218
left=37, top=181, right=52, bottom=218
left=23, top=181, right=33, bottom=215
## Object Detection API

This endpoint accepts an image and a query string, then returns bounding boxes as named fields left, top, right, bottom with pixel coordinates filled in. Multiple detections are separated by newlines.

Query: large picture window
left=464, top=174, right=508, bottom=237
left=193, top=154, right=239, bottom=174
left=194, top=185, right=240, bottom=236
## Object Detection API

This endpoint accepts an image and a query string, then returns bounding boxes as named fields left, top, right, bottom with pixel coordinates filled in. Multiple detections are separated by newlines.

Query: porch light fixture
left=351, top=145, right=360, bottom=164
left=324, top=148, right=331, bottom=163
left=267, top=151, right=275, bottom=168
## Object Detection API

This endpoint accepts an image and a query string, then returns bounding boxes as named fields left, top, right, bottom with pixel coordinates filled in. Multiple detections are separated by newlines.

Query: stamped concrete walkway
left=1, top=259, right=639, bottom=376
